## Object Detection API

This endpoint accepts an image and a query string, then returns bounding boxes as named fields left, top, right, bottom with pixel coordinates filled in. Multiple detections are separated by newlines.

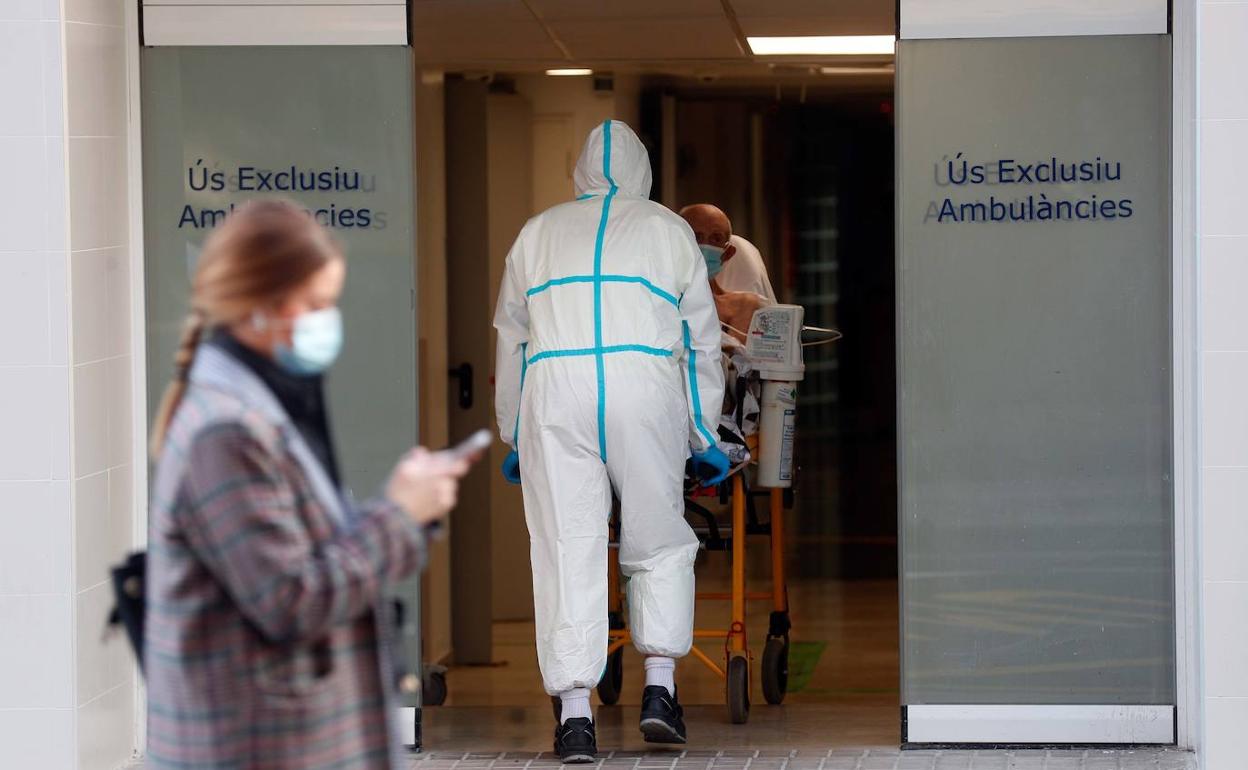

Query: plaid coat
left=146, top=344, right=425, bottom=769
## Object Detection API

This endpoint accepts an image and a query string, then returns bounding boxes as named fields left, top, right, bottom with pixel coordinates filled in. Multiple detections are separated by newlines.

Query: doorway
left=426, top=62, right=901, bottom=751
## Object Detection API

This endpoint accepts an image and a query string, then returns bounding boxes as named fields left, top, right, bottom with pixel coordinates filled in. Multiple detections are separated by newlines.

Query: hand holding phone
left=415, top=429, right=493, bottom=539
left=387, top=448, right=466, bottom=529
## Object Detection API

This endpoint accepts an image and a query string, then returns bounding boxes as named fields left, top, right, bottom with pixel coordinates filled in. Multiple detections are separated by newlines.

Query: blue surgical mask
left=273, top=307, right=343, bottom=376
left=700, top=244, right=725, bottom=278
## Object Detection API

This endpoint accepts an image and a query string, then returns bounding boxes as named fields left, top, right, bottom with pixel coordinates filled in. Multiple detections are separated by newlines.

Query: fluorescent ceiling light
left=546, top=68, right=593, bottom=77
left=819, top=65, right=896, bottom=75
left=749, top=35, right=896, bottom=56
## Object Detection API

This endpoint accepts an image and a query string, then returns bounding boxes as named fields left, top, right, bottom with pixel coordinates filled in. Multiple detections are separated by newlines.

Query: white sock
left=559, top=687, right=592, bottom=723
left=644, top=656, right=676, bottom=696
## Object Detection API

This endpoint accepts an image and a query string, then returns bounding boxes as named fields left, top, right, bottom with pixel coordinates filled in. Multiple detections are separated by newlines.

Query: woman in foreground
left=146, top=199, right=465, bottom=769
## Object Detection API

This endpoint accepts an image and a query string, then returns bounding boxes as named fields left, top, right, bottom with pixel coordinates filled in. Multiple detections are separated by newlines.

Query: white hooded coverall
left=494, top=120, right=725, bottom=695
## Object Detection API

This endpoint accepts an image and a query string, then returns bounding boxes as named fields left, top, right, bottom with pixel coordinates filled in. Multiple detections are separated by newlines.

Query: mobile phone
left=444, top=429, right=493, bottom=462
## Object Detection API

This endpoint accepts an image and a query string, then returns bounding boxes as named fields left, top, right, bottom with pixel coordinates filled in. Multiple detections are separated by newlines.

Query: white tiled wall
left=0, top=1, right=78, bottom=766
left=1197, top=2, right=1248, bottom=769
left=0, top=0, right=137, bottom=768
left=64, top=0, right=136, bottom=767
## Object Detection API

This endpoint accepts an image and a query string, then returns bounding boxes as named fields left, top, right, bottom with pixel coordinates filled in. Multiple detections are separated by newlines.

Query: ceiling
left=409, top=0, right=896, bottom=77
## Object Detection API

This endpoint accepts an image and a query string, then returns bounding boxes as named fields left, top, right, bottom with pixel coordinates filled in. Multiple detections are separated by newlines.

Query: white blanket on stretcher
left=718, top=334, right=761, bottom=466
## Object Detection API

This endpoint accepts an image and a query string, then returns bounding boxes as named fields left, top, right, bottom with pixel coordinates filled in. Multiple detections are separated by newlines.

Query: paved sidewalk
left=126, top=747, right=1196, bottom=769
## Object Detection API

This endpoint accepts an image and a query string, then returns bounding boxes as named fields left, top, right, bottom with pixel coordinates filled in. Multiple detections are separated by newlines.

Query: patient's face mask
left=700, top=244, right=726, bottom=278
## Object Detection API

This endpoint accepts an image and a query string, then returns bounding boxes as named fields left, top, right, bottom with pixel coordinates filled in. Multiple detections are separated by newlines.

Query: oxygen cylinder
left=757, top=380, right=798, bottom=488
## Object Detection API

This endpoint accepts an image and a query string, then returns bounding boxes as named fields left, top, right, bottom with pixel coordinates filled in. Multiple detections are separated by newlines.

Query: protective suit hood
left=573, top=120, right=653, bottom=199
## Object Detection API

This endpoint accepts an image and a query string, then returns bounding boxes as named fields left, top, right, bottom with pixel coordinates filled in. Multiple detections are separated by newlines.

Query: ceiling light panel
left=819, top=65, right=895, bottom=75
left=748, top=35, right=896, bottom=55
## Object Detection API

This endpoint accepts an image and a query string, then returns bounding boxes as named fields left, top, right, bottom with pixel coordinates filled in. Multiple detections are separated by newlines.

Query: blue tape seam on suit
left=513, top=341, right=528, bottom=444
left=592, top=119, right=618, bottom=462
left=683, top=320, right=717, bottom=447
left=526, top=275, right=679, bottom=307
left=527, top=345, right=672, bottom=365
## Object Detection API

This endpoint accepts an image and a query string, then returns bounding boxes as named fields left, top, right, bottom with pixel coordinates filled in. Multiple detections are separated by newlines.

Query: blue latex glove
left=691, top=445, right=731, bottom=486
left=501, top=450, right=521, bottom=484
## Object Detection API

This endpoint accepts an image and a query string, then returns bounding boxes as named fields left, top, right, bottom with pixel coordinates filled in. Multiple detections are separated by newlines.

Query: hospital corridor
left=409, top=1, right=904, bottom=759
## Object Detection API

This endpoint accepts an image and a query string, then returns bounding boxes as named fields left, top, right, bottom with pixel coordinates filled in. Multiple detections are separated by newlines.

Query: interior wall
left=673, top=101, right=752, bottom=231
left=531, top=111, right=577, bottom=212
left=485, top=93, right=534, bottom=622
left=514, top=73, right=642, bottom=169
left=415, top=70, right=453, bottom=664
left=445, top=79, right=495, bottom=663
left=612, top=74, right=643, bottom=134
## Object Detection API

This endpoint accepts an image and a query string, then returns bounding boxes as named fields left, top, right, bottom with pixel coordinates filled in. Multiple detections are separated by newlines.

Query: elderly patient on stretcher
left=679, top=203, right=777, bottom=471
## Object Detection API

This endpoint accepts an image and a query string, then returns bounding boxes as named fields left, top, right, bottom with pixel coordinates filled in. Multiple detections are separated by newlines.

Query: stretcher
left=534, top=306, right=829, bottom=725
left=596, top=305, right=836, bottom=724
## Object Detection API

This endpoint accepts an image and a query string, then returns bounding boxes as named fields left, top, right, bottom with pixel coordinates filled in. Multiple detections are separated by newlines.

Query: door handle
left=448, top=363, right=473, bottom=410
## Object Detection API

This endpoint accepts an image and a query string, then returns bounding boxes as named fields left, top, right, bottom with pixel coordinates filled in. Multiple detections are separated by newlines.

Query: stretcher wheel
left=597, top=647, right=624, bottom=705
left=423, top=669, right=448, bottom=706
left=726, top=655, right=750, bottom=724
left=761, top=637, right=789, bottom=705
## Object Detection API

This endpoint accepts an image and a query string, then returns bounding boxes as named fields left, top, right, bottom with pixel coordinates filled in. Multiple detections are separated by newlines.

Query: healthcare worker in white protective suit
left=494, top=120, right=730, bottom=764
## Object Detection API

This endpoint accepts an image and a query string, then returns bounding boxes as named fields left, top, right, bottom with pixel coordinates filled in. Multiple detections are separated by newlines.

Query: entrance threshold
left=904, top=705, right=1176, bottom=746
left=404, top=747, right=1194, bottom=770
